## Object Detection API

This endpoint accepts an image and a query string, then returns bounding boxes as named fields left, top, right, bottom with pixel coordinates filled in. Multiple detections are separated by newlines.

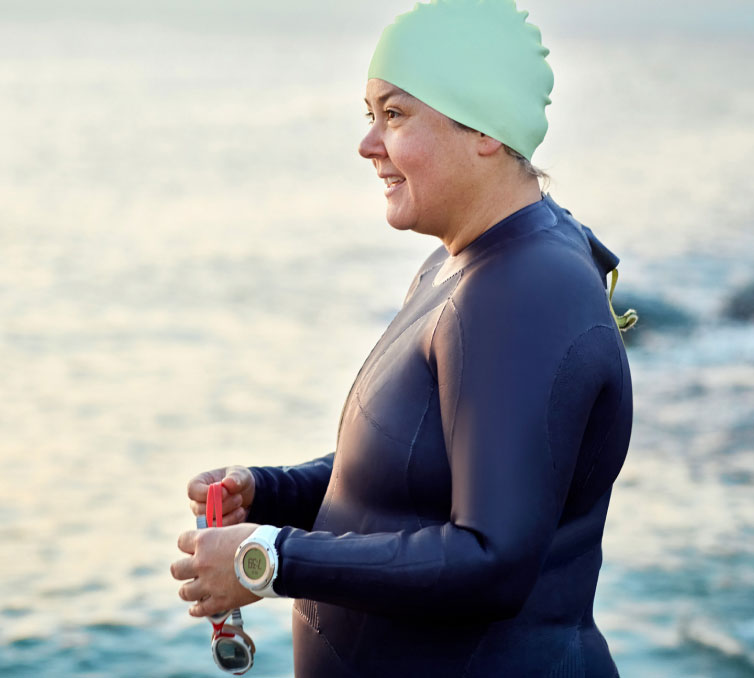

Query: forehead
left=364, top=79, right=416, bottom=107
left=363, top=78, right=461, bottom=137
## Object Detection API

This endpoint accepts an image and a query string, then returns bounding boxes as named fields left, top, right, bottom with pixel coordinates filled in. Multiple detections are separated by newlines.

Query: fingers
left=178, top=577, right=204, bottom=603
left=189, top=596, right=217, bottom=618
left=177, top=529, right=199, bottom=555
left=221, top=506, right=248, bottom=526
left=173, top=523, right=262, bottom=617
left=187, top=473, right=212, bottom=504
left=219, top=492, right=244, bottom=518
left=187, top=466, right=254, bottom=518
left=170, top=556, right=196, bottom=582
left=189, top=600, right=207, bottom=617
left=190, top=500, right=206, bottom=518
left=187, top=468, right=226, bottom=504
left=222, top=466, right=250, bottom=493
left=190, top=495, right=245, bottom=523
left=178, top=579, right=221, bottom=617
left=224, top=466, right=255, bottom=513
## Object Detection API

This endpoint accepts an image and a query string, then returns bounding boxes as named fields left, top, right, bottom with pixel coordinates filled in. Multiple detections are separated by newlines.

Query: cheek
left=410, top=154, right=450, bottom=206
left=385, top=126, right=457, bottom=214
left=398, top=149, right=441, bottom=198
left=387, top=130, right=435, bottom=177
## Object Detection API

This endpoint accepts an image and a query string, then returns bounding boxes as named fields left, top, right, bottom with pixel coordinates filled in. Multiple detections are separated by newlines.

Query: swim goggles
left=196, top=482, right=256, bottom=675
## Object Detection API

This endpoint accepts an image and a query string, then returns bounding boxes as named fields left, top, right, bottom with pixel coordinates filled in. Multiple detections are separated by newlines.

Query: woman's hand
left=187, top=466, right=255, bottom=525
left=171, top=523, right=263, bottom=617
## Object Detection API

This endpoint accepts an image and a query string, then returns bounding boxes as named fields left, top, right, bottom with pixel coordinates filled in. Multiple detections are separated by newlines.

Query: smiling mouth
left=382, top=176, right=405, bottom=197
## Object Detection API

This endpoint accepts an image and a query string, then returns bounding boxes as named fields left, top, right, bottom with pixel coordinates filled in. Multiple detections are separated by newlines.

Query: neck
left=442, top=175, right=543, bottom=256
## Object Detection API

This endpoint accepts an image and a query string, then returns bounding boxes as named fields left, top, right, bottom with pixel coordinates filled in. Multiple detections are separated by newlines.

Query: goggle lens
left=216, top=637, right=250, bottom=670
left=211, top=624, right=254, bottom=674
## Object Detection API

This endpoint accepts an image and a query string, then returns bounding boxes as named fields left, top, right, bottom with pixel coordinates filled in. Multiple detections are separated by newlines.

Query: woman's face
left=359, top=79, right=478, bottom=240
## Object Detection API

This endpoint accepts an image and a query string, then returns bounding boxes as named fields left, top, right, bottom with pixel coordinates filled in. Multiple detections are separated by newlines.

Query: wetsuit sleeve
left=247, top=453, right=334, bottom=531
left=273, top=253, right=620, bottom=619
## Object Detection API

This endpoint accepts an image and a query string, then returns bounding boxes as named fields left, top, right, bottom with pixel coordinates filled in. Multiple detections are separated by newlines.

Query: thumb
left=222, top=468, right=247, bottom=493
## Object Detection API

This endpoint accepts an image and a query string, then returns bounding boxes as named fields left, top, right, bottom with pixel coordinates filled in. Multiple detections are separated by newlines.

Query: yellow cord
left=608, top=269, right=639, bottom=335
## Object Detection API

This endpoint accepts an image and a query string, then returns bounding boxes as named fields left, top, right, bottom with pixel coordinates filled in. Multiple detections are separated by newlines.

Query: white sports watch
left=234, top=525, right=282, bottom=598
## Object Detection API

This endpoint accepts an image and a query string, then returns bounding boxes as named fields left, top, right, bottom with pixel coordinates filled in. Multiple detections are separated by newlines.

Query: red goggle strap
left=211, top=617, right=232, bottom=637
left=205, top=482, right=238, bottom=638
left=206, top=481, right=224, bottom=528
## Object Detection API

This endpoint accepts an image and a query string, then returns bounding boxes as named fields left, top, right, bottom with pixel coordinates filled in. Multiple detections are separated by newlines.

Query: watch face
left=242, top=546, right=268, bottom=582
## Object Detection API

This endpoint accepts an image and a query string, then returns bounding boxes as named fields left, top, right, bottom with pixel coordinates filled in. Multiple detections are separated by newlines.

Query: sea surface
left=1, top=1, right=752, bottom=676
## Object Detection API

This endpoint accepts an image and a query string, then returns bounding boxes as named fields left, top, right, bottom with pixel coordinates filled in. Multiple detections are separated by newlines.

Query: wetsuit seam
left=428, top=297, right=463, bottom=453
left=579, top=325, right=626, bottom=489
left=460, top=629, right=488, bottom=678
left=336, top=301, right=444, bottom=457
left=432, top=267, right=464, bottom=287
left=445, top=298, right=464, bottom=454
left=427, top=297, right=451, bottom=370
left=547, top=623, right=586, bottom=678
left=582, top=407, right=620, bottom=488
left=293, top=605, right=358, bottom=677
left=418, top=260, right=443, bottom=281
left=404, top=261, right=443, bottom=306
left=356, top=302, right=451, bottom=398
left=335, top=297, right=439, bottom=447
left=294, top=598, right=320, bottom=630
left=546, top=323, right=615, bottom=474
left=354, top=391, right=415, bottom=447
left=318, top=459, right=340, bottom=531
left=405, top=381, right=436, bottom=530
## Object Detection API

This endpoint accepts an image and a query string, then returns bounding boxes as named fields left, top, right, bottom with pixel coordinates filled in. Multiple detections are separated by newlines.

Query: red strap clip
left=206, top=481, right=225, bottom=528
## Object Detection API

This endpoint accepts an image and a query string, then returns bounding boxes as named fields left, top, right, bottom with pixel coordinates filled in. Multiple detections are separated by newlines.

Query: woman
left=171, top=1, right=634, bottom=676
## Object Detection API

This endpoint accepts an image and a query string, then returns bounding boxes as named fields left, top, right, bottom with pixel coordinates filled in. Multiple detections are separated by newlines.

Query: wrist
left=234, top=524, right=282, bottom=598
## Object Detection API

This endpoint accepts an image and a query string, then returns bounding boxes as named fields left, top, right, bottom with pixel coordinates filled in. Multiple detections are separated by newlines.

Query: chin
left=385, top=211, right=416, bottom=232
left=386, top=220, right=415, bottom=233
left=386, top=211, right=442, bottom=241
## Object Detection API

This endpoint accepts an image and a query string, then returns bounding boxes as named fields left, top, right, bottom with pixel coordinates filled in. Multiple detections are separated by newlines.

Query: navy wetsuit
left=248, top=195, right=632, bottom=678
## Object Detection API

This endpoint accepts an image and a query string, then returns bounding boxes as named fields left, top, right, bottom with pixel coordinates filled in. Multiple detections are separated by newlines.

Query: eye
left=365, top=111, right=375, bottom=125
left=385, top=108, right=400, bottom=121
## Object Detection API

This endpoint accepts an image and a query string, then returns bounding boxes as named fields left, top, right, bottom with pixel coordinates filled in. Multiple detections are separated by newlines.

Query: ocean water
left=0, top=2, right=752, bottom=676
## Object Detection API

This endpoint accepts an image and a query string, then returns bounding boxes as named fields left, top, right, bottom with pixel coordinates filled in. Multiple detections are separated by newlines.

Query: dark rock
left=722, top=280, right=754, bottom=322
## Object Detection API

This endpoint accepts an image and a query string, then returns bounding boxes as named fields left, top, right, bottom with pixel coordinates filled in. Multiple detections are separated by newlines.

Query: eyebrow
left=364, top=88, right=411, bottom=108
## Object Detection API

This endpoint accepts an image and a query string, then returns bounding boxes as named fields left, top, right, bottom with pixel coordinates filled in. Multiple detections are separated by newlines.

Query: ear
left=476, top=133, right=503, bottom=157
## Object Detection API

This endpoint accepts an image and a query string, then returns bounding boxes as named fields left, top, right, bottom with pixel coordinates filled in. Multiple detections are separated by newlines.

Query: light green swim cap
left=368, top=0, right=553, bottom=161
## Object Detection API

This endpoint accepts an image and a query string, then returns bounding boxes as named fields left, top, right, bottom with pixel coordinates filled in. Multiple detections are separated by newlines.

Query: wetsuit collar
left=433, top=196, right=557, bottom=286
left=581, top=224, right=620, bottom=281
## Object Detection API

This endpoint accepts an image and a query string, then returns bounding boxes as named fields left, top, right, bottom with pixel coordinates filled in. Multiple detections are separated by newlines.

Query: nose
left=358, top=123, right=385, bottom=160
